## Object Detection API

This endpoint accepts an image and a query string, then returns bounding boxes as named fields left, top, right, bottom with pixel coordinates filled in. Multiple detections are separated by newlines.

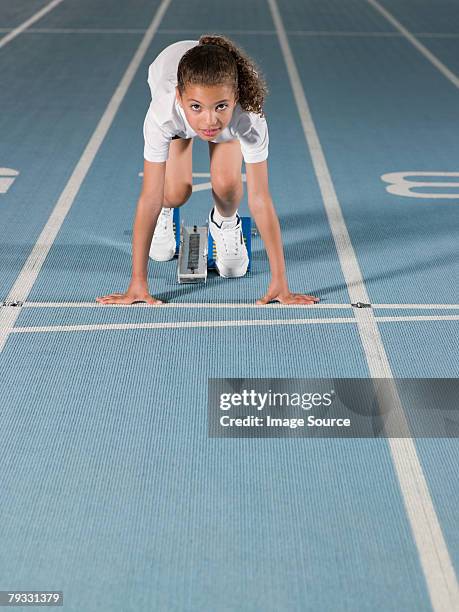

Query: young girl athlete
left=96, top=35, right=319, bottom=306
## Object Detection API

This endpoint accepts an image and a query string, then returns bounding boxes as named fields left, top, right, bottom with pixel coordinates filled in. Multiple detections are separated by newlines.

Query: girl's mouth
left=202, top=129, right=219, bottom=136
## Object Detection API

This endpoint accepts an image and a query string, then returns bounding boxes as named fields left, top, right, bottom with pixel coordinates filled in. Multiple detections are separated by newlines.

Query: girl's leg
left=164, top=136, right=193, bottom=208
left=207, top=140, right=248, bottom=278
left=150, top=137, right=193, bottom=261
left=208, top=139, right=244, bottom=215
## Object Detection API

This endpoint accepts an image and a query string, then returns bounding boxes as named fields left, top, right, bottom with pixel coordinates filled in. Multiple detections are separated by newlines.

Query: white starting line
left=6, top=302, right=459, bottom=309
left=3, top=314, right=458, bottom=335
left=1, top=302, right=457, bottom=334
left=2, top=302, right=458, bottom=334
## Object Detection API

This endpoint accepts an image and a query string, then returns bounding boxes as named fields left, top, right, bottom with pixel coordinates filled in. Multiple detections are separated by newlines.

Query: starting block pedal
left=177, top=222, right=208, bottom=283
left=175, top=207, right=252, bottom=284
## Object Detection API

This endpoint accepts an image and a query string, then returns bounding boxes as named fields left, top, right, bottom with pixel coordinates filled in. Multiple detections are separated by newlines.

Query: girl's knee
left=211, top=179, right=244, bottom=206
left=164, top=183, right=193, bottom=207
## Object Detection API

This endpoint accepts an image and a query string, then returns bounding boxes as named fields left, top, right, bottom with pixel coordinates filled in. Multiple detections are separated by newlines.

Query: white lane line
left=367, top=0, right=459, bottom=89
left=0, top=27, right=148, bottom=34
left=8, top=302, right=459, bottom=309
left=374, top=304, right=459, bottom=310
left=1, top=27, right=458, bottom=39
left=288, top=30, right=403, bottom=37
left=377, top=315, right=459, bottom=322
left=9, top=318, right=356, bottom=333
left=13, top=302, right=352, bottom=309
left=268, top=1, right=459, bottom=610
left=0, top=0, right=172, bottom=354
left=5, top=314, right=459, bottom=335
left=0, top=0, right=65, bottom=49
left=416, top=33, right=459, bottom=39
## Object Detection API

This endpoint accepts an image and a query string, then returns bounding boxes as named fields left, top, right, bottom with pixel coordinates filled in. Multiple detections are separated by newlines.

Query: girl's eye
left=190, top=104, right=228, bottom=111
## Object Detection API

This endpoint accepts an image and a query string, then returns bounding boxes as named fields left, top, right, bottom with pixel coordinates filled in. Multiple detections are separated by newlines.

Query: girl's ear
left=175, top=86, right=182, bottom=106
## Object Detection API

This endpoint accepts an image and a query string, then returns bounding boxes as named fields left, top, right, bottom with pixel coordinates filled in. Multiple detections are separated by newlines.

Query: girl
left=96, top=34, right=319, bottom=306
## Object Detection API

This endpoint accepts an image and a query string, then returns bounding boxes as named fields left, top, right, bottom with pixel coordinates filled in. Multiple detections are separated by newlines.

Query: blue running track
left=0, top=1, right=458, bottom=610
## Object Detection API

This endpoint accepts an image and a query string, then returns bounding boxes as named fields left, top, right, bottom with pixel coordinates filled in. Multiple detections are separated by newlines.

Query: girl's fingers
left=96, top=294, right=164, bottom=305
left=256, top=290, right=320, bottom=306
left=297, top=296, right=317, bottom=304
left=259, top=294, right=319, bottom=305
left=256, top=293, right=276, bottom=305
left=291, top=294, right=319, bottom=303
left=97, top=296, right=121, bottom=303
left=302, top=295, right=319, bottom=302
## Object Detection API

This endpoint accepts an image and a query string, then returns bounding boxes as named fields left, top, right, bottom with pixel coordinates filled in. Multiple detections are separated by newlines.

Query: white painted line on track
left=13, top=302, right=350, bottom=309
left=367, top=0, right=459, bottom=89
left=0, top=27, right=148, bottom=34
left=9, top=318, right=357, bottom=334
left=3, top=315, right=458, bottom=335
left=0, top=0, right=172, bottom=353
left=372, top=304, right=459, bottom=310
left=268, top=0, right=459, bottom=610
left=8, top=302, right=459, bottom=309
left=2, top=28, right=458, bottom=39
left=377, top=315, right=459, bottom=322
left=0, top=0, right=65, bottom=49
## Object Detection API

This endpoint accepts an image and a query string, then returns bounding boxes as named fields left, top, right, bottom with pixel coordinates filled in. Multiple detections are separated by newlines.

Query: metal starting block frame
left=174, top=208, right=252, bottom=284
left=177, top=223, right=208, bottom=283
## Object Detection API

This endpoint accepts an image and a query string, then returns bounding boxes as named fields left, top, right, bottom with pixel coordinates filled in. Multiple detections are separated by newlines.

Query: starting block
left=173, top=207, right=252, bottom=284
left=177, top=223, right=208, bottom=283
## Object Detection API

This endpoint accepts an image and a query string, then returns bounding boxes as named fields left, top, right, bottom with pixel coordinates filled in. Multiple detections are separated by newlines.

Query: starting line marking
left=2, top=302, right=459, bottom=309
left=6, top=314, right=459, bottom=335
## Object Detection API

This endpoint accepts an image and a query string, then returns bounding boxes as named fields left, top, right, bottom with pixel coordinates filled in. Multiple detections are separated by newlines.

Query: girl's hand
left=256, top=280, right=319, bottom=305
left=96, top=281, right=163, bottom=305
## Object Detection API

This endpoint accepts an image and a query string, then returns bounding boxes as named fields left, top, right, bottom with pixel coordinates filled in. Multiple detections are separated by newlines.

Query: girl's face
left=176, top=84, right=238, bottom=140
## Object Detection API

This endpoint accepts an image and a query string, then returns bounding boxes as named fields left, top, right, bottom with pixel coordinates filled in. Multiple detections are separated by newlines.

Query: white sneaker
left=149, top=207, right=176, bottom=261
left=208, top=209, right=249, bottom=278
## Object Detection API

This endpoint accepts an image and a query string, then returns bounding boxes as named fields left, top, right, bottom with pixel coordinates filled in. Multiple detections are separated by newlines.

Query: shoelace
left=155, top=207, right=172, bottom=235
left=216, top=218, right=242, bottom=255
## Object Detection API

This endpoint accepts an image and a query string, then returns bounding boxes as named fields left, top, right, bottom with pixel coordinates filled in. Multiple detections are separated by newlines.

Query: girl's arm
left=131, top=160, right=167, bottom=281
left=245, top=160, right=319, bottom=305
left=96, top=160, right=166, bottom=305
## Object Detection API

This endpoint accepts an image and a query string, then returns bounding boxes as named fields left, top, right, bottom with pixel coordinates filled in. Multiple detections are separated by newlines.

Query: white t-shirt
left=143, top=40, right=269, bottom=164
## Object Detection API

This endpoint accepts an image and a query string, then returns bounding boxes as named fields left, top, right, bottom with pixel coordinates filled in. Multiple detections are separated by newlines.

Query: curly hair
left=176, top=34, right=269, bottom=118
